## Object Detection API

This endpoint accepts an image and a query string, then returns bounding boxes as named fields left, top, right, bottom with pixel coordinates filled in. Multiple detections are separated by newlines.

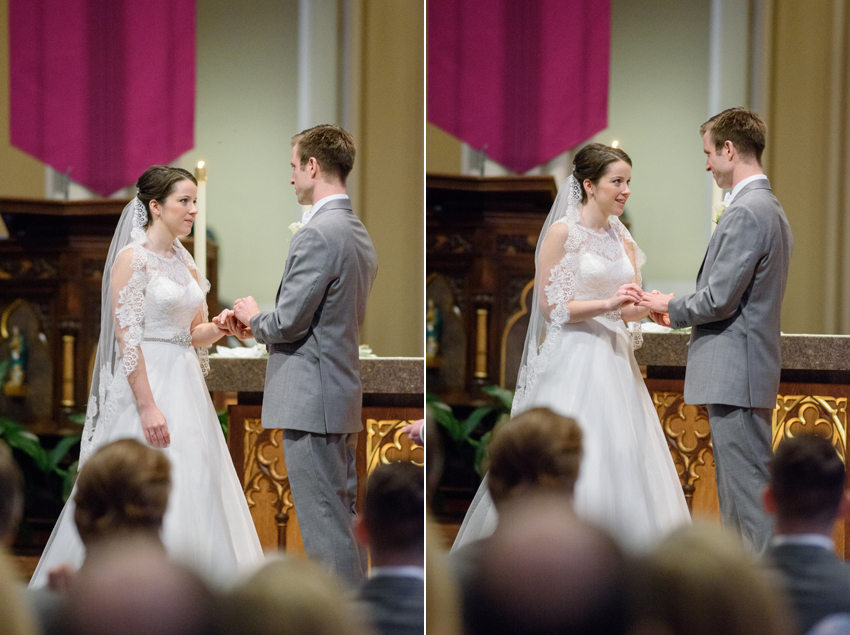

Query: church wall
left=358, top=0, right=424, bottom=357
left=188, top=0, right=301, bottom=314
left=764, top=0, right=849, bottom=334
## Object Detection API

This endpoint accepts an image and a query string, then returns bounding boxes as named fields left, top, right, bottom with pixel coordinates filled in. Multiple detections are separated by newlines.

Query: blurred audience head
left=425, top=409, right=442, bottom=503
left=0, top=550, right=38, bottom=635
left=487, top=407, right=582, bottom=510
left=219, top=557, right=370, bottom=635
left=466, top=491, right=630, bottom=635
left=358, top=462, right=424, bottom=566
left=633, top=523, right=793, bottom=635
left=0, top=440, right=24, bottom=546
left=59, top=535, right=214, bottom=635
left=73, top=439, right=170, bottom=547
left=766, top=434, right=847, bottom=533
left=426, top=522, right=462, bottom=635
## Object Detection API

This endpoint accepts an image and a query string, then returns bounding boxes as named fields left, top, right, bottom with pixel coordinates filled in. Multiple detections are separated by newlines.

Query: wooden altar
left=426, top=173, right=556, bottom=406
left=636, top=332, right=850, bottom=557
left=205, top=356, right=424, bottom=553
left=0, top=198, right=219, bottom=432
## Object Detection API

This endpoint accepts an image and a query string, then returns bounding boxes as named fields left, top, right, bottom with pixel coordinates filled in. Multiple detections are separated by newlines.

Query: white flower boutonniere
left=712, top=201, right=728, bottom=224
left=288, top=221, right=303, bottom=235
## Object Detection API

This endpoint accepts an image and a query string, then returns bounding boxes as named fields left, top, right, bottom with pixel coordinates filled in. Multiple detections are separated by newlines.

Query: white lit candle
left=194, top=161, right=207, bottom=282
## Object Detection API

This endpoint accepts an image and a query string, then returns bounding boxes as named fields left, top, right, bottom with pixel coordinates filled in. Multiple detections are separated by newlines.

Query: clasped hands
left=212, top=296, right=261, bottom=340
left=613, top=283, right=675, bottom=327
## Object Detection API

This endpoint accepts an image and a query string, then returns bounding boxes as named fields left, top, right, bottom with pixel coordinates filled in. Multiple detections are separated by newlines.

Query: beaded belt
left=143, top=333, right=193, bottom=349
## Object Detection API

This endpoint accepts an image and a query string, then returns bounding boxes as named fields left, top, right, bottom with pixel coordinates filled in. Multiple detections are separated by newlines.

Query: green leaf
left=481, top=385, right=515, bottom=412
left=62, top=461, right=79, bottom=501
left=217, top=410, right=228, bottom=438
left=461, top=406, right=494, bottom=438
left=49, top=434, right=82, bottom=470
left=426, top=401, right=465, bottom=442
left=67, top=413, right=87, bottom=426
left=474, top=430, right=493, bottom=477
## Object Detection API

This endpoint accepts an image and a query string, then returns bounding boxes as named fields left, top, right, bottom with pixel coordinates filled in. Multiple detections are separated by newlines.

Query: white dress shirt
left=770, top=533, right=835, bottom=552
left=302, top=194, right=349, bottom=226
left=726, top=174, right=769, bottom=205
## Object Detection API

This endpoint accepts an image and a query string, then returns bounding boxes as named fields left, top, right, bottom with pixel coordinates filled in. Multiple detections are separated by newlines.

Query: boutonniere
left=288, top=221, right=303, bottom=235
left=712, top=201, right=728, bottom=224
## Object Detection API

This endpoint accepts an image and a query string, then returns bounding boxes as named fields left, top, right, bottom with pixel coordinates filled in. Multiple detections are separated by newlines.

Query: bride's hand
left=607, top=283, right=644, bottom=310
left=140, top=404, right=170, bottom=448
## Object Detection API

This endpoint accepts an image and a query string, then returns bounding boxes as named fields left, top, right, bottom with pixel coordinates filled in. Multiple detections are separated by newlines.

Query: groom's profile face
left=703, top=130, right=732, bottom=189
left=290, top=144, right=313, bottom=206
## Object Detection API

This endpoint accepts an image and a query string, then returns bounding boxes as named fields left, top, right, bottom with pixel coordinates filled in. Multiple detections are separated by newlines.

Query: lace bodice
left=113, top=242, right=210, bottom=380
left=564, top=224, right=635, bottom=301
left=140, top=251, right=205, bottom=338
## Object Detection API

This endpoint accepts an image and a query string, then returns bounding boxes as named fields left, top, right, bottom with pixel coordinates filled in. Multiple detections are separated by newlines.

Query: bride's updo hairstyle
left=73, top=439, right=171, bottom=547
left=573, top=143, right=632, bottom=205
left=136, top=165, right=197, bottom=228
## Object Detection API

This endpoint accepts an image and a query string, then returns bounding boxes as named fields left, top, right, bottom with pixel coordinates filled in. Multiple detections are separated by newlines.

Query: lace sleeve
left=614, top=220, right=646, bottom=350
left=111, top=246, right=148, bottom=376
left=540, top=220, right=579, bottom=327
left=175, top=241, right=212, bottom=376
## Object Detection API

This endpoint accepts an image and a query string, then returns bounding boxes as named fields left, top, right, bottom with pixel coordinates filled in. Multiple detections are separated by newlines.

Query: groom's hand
left=233, top=296, right=261, bottom=330
left=639, top=290, right=674, bottom=314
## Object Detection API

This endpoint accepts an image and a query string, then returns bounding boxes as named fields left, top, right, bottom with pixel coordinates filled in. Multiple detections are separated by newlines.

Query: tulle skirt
left=28, top=341, right=264, bottom=588
left=454, top=317, right=691, bottom=552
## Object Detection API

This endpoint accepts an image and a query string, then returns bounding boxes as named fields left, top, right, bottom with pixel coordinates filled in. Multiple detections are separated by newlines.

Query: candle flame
left=611, top=140, right=619, bottom=148
left=198, top=161, right=205, bottom=169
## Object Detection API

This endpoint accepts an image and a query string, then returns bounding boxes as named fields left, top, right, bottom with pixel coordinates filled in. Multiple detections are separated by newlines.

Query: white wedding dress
left=29, top=242, right=264, bottom=588
left=454, top=216, right=691, bottom=552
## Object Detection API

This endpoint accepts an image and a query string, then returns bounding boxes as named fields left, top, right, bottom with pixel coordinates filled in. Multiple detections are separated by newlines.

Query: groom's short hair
left=701, top=108, right=766, bottom=165
left=292, top=124, right=356, bottom=184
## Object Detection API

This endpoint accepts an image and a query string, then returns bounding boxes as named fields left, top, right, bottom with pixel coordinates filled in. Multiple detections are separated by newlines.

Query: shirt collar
left=301, top=194, right=349, bottom=226
left=728, top=174, right=768, bottom=204
left=770, top=534, right=835, bottom=551
left=369, top=565, right=425, bottom=580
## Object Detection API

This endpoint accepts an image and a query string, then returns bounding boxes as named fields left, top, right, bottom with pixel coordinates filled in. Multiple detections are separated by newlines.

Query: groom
left=226, top=125, right=378, bottom=584
left=640, top=108, right=793, bottom=553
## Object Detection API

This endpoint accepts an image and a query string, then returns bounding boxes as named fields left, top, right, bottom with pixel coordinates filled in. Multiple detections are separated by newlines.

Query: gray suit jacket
left=766, top=543, right=850, bottom=635
left=250, top=199, right=378, bottom=434
left=358, top=574, right=424, bottom=635
left=668, top=179, right=792, bottom=409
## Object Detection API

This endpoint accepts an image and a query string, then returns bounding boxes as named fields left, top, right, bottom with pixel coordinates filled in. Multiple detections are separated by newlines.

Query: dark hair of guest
left=770, top=434, right=845, bottom=524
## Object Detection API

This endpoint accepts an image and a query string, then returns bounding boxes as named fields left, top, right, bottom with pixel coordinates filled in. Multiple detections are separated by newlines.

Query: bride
left=454, top=144, right=691, bottom=552
left=29, top=166, right=263, bottom=587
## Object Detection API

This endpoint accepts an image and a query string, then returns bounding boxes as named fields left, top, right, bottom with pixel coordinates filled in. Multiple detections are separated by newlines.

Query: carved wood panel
left=646, top=379, right=850, bottom=557
left=228, top=405, right=424, bottom=553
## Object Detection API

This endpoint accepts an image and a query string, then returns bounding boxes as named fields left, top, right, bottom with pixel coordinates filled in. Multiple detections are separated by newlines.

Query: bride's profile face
left=151, top=179, right=198, bottom=238
left=590, top=160, right=631, bottom=217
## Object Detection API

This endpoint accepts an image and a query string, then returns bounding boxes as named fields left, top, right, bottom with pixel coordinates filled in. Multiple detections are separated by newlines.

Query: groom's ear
left=723, top=140, right=736, bottom=159
left=307, top=156, right=320, bottom=178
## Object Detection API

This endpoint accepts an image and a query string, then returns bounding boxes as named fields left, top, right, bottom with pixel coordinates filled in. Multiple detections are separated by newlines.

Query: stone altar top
left=205, top=356, right=424, bottom=394
left=636, top=332, right=850, bottom=371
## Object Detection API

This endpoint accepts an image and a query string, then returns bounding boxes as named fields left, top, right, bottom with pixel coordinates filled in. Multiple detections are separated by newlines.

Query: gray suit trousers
left=282, top=430, right=366, bottom=585
left=707, top=404, right=774, bottom=553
